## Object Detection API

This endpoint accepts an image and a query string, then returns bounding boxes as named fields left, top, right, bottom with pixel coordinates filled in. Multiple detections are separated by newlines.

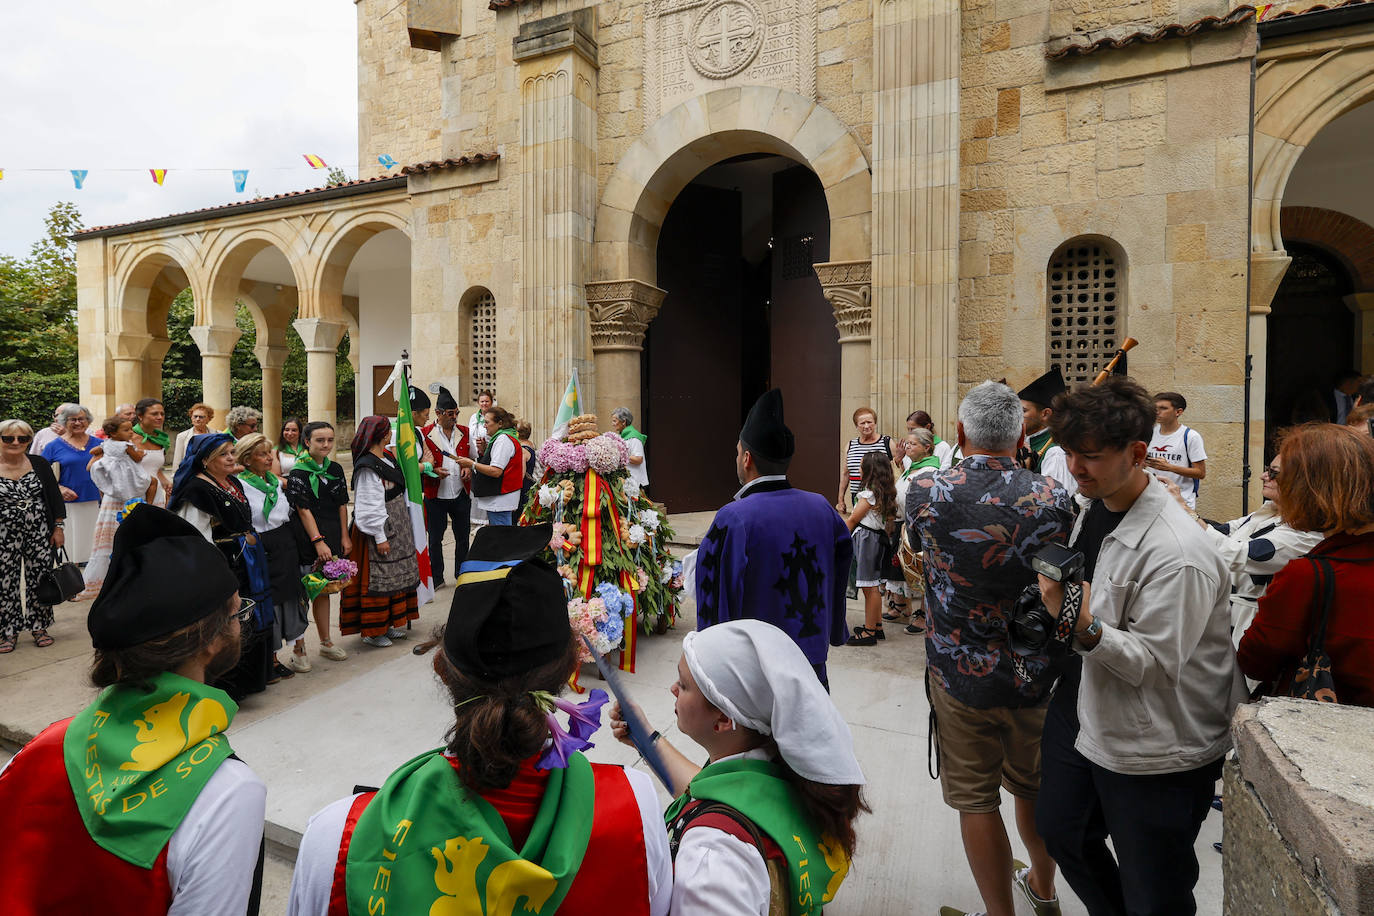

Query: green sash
left=238, top=470, right=280, bottom=516
left=280, top=442, right=307, bottom=459
left=62, top=672, right=237, bottom=867
left=133, top=423, right=169, bottom=450
left=346, top=750, right=595, bottom=916
left=901, top=455, right=941, bottom=479
left=294, top=455, right=334, bottom=498
left=665, top=758, right=851, bottom=916
left=619, top=425, right=647, bottom=446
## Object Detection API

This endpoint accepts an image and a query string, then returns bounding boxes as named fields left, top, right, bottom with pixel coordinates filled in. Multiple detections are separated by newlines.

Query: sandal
left=848, top=626, right=883, bottom=646
left=0, top=638, right=14, bottom=654
left=32, top=630, right=53, bottom=648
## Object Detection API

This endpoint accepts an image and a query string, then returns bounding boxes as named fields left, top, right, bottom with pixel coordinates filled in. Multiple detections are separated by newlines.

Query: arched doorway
left=1265, top=242, right=1356, bottom=450
left=645, top=154, right=839, bottom=511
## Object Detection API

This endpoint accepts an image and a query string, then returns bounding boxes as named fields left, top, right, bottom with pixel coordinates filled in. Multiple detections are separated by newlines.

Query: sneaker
left=386, top=627, right=408, bottom=639
left=289, top=652, right=313, bottom=673
left=318, top=642, right=348, bottom=661
left=362, top=635, right=393, bottom=648
left=1014, top=861, right=1062, bottom=916
left=268, top=660, right=295, bottom=684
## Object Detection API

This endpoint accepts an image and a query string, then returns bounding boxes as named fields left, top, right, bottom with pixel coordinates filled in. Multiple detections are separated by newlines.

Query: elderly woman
left=340, top=416, right=420, bottom=648
left=173, top=402, right=214, bottom=469
left=288, top=524, right=672, bottom=916
left=130, top=397, right=173, bottom=506
left=888, top=428, right=941, bottom=633
left=611, top=407, right=649, bottom=493
left=907, top=409, right=955, bottom=469
left=457, top=406, right=524, bottom=526
left=169, top=433, right=272, bottom=700
left=40, top=404, right=100, bottom=565
left=836, top=406, right=895, bottom=513
left=0, top=420, right=65, bottom=653
left=224, top=405, right=262, bottom=442
left=236, top=433, right=310, bottom=682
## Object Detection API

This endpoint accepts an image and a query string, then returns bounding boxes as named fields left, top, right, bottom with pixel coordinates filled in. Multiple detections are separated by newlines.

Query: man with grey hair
left=91, top=403, right=135, bottom=441
left=609, top=406, right=649, bottom=492
left=906, top=380, right=1074, bottom=916
left=29, top=403, right=75, bottom=454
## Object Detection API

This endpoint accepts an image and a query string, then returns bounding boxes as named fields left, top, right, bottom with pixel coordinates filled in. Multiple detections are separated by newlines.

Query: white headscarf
left=682, top=620, right=865, bottom=786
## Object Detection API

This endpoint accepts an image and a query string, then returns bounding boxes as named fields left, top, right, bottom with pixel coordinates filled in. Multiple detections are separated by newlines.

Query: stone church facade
left=74, top=0, right=1374, bottom=516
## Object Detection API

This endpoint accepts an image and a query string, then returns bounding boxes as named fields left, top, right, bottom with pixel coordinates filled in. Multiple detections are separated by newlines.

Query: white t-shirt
left=286, top=764, right=672, bottom=916
left=1148, top=425, right=1206, bottom=508
left=625, top=436, right=649, bottom=487
left=475, top=434, right=521, bottom=512
left=0, top=754, right=266, bottom=916
left=934, top=438, right=956, bottom=469
left=428, top=425, right=466, bottom=500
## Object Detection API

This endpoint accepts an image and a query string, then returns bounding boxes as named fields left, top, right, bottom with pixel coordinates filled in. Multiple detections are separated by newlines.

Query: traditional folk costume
left=666, top=621, right=864, bottom=915
left=239, top=468, right=309, bottom=652
left=471, top=423, right=524, bottom=525
left=422, top=385, right=472, bottom=586
left=696, top=390, right=853, bottom=688
left=286, top=454, right=350, bottom=563
left=0, top=505, right=267, bottom=915
left=1018, top=367, right=1076, bottom=496
left=287, top=524, right=672, bottom=916
left=83, top=438, right=153, bottom=595
left=340, top=417, right=420, bottom=639
left=169, top=434, right=273, bottom=701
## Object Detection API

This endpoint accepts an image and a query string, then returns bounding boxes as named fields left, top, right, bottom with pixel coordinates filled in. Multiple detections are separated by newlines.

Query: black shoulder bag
left=36, top=546, right=85, bottom=606
left=1286, top=557, right=1338, bottom=703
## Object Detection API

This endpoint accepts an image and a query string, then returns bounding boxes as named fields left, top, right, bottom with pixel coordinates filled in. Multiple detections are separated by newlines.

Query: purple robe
left=695, top=478, right=854, bottom=684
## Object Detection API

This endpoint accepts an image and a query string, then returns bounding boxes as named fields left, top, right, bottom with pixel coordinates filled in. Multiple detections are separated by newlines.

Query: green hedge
left=0, top=372, right=354, bottom=435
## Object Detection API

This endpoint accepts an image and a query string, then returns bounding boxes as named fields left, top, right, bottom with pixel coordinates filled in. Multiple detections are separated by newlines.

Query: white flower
left=627, top=524, right=647, bottom=546
left=638, top=508, right=660, bottom=531
left=538, top=484, right=560, bottom=508
left=623, top=478, right=641, bottom=499
left=660, top=562, right=673, bottom=584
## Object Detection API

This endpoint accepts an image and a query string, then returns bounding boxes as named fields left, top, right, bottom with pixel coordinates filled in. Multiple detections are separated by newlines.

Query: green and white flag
left=550, top=369, right=582, bottom=441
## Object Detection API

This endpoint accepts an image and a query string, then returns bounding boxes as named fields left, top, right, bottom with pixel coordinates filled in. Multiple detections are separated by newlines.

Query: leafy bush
left=0, top=371, right=80, bottom=431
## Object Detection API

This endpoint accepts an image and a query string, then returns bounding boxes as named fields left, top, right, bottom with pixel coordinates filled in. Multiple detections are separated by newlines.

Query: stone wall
left=957, top=2, right=1255, bottom=519
left=357, top=0, right=445, bottom=176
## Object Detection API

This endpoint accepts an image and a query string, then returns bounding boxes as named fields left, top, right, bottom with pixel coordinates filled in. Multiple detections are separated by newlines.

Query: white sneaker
left=318, top=642, right=348, bottom=661
left=362, top=635, right=393, bottom=648
left=289, top=652, right=312, bottom=673
left=386, top=627, right=408, bottom=639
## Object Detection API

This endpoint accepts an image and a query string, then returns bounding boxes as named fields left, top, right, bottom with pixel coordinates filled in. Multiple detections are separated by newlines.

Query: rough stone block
left=1020, top=110, right=1067, bottom=148
left=997, top=87, right=1021, bottom=134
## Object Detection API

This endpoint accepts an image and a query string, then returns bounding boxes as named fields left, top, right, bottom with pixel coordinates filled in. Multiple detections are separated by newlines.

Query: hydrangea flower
left=623, top=478, right=641, bottom=500
left=637, top=508, right=660, bottom=531
left=538, top=484, right=561, bottom=508
left=583, top=434, right=625, bottom=475
left=627, top=524, right=646, bottom=546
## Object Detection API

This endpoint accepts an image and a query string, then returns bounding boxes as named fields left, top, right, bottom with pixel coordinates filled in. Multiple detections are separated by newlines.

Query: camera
left=1009, top=543, right=1085, bottom=656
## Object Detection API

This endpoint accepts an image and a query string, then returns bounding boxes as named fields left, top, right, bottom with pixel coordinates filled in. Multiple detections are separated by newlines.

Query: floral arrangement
left=302, top=556, right=358, bottom=602
left=568, top=594, right=625, bottom=662
left=530, top=688, right=609, bottom=770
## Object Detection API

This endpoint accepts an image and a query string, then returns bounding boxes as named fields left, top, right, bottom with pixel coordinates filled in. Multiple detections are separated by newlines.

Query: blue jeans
left=486, top=510, right=514, bottom=526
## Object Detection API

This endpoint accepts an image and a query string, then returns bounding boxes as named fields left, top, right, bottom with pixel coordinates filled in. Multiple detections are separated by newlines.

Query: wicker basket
left=318, top=578, right=351, bottom=595
left=897, top=527, right=925, bottom=594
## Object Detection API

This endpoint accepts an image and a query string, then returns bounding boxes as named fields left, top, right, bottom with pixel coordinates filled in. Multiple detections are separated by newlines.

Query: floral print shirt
left=906, top=454, right=1074, bottom=708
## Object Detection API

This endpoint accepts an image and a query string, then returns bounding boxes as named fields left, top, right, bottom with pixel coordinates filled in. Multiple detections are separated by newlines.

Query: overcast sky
left=0, top=1, right=358, bottom=258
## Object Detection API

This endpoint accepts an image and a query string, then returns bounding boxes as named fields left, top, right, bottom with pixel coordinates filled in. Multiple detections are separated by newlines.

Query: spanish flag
left=302, top=154, right=328, bottom=169
left=1254, top=3, right=1273, bottom=20
left=149, top=169, right=167, bottom=186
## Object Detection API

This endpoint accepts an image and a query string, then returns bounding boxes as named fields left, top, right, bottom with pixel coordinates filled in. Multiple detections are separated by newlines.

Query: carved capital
left=188, top=325, right=242, bottom=358
left=814, top=260, right=872, bottom=342
left=586, top=279, right=667, bottom=351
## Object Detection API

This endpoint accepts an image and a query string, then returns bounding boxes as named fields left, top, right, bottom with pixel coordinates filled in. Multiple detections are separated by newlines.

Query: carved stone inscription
left=645, top=0, right=815, bottom=119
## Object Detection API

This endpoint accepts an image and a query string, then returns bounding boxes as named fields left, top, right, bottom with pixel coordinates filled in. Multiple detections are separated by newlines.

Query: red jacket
left=419, top=421, right=470, bottom=500
left=1239, top=531, right=1374, bottom=707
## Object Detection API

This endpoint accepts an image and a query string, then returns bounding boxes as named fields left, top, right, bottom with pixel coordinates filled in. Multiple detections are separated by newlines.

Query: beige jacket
left=1072, top=478, right=1248, bottom=775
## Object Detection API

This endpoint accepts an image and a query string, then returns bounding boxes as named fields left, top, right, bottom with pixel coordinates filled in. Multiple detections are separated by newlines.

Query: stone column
left=255, top=344, right=290, bottom=442
left=514, top=9, right=599, bottom=436
left=1344, top=293, right=1374, bottom=374
left=815, top=261, right=873, bottom=435
left=293, top=318, right=347, bottom=427
left=189, top=326, right=242, bottom=422
left=110, top=334, right=152, bottom=408
left=872, top=0, right=959, bottom=428
left=586, top=279, right=666, bottom=426
left=142, top=337, right=172, bottom=401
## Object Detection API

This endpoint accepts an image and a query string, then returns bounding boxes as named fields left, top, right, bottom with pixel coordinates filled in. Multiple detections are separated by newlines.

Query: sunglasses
left=1261, top=465, right=1281, bottom=480
left=232, top=598, right=257, bottom=624
left=1, top=435, right=32, bottom=444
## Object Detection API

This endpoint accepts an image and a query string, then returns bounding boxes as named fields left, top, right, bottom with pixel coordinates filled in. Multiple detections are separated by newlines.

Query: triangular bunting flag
left=551, top=369, right=581, bottom=441
left=232, top=170, right=249, bottom=193
left=303, top=154, right=328, bottom=169
left=1254, top=3, right=1273, bottom=21
left=378, top=154, right=397, bottom=169
left=71, top=170, right=88, bottom=189
left=149, top=169, right=167, bottom=186
left=0, top=168, right=4, bottom=181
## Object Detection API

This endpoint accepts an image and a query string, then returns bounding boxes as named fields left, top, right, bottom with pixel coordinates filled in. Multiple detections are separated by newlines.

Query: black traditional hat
left=88, top=504, right=240, bottom=650
left=740, top=388, right=794, bottom=463
left=443, top=523, right=571, bottom=680
left=1018, top=367, right=1068, bottom=410
left=435, top=385, right=458, bottom=411
left=409, top=385, right=431, bottom=411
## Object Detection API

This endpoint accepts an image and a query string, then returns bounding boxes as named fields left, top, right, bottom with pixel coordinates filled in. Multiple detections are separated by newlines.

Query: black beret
left=88, top=504, right=241, bottom=650
left=740, top=388, right=794, bottom=462
left=1018, top=367, right=1068, bottom=410
left=443, top=523, right=572, bottom=680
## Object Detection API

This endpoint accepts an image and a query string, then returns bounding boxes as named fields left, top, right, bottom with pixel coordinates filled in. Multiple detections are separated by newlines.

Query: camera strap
left=1009, top=582, right=1083, bottom=684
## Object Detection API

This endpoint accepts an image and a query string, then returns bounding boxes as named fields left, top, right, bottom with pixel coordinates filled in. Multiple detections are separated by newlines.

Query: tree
left=325, top=167, right=352, bottom=187
left=0, top=202, right=82, bottom=375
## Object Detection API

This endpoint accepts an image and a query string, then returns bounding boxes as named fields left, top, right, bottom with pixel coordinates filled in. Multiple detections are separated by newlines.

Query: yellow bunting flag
left=302, top=154, right=328, bottom=169
left=1254, top=3, right=1272, bottom=20
left=149, top=169, right=167, bottom=185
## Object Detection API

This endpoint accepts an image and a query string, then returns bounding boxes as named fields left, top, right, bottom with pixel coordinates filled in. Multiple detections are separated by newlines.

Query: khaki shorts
left=928, top=670, right=1047, bottom=813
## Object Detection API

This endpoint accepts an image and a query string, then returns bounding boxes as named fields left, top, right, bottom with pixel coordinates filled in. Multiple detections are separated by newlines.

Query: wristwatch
left=1081, top=616, right=1103, bottom=640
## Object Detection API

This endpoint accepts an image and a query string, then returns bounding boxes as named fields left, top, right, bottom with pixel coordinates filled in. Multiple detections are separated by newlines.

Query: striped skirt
left=339, top=524, right=419, bottom=637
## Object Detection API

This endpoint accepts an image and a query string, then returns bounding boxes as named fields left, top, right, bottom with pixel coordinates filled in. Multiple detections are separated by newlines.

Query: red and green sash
left=61, top=672, right=237, bottom=867
left=665, top=758, right=851, bottom=916
left=344, top=749, right=595, bottom=916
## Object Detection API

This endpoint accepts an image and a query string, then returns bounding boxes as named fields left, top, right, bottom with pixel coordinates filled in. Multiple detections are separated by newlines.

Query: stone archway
left=109, top=243, right=206, bottom=411
left=590, top=87, right=872, bottom=444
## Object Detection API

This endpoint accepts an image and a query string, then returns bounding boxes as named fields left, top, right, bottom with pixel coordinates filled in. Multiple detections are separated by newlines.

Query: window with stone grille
left=1047, top=238, right=1125, bottom=384
left=463, top=288, right=498, bottom=403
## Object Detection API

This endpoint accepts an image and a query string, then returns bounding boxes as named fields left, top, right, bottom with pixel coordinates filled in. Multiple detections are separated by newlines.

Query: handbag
left=36, top=546, right=85, bottom=605
left=1286, top=557, right=1339, bottom=703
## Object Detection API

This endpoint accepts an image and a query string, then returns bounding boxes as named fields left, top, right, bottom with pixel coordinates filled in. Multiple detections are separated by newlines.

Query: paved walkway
left=0, top=519, right=1224, bottom=915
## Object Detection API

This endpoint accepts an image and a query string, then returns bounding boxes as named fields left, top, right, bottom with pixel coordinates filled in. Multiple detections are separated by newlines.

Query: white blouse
left=240, top=478, right=292, bottom=532
left=353, top=458, right=395, bottom=544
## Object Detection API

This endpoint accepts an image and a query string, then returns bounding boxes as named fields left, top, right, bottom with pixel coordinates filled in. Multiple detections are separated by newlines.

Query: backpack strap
left=669, top=800, right=788, bottom=915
